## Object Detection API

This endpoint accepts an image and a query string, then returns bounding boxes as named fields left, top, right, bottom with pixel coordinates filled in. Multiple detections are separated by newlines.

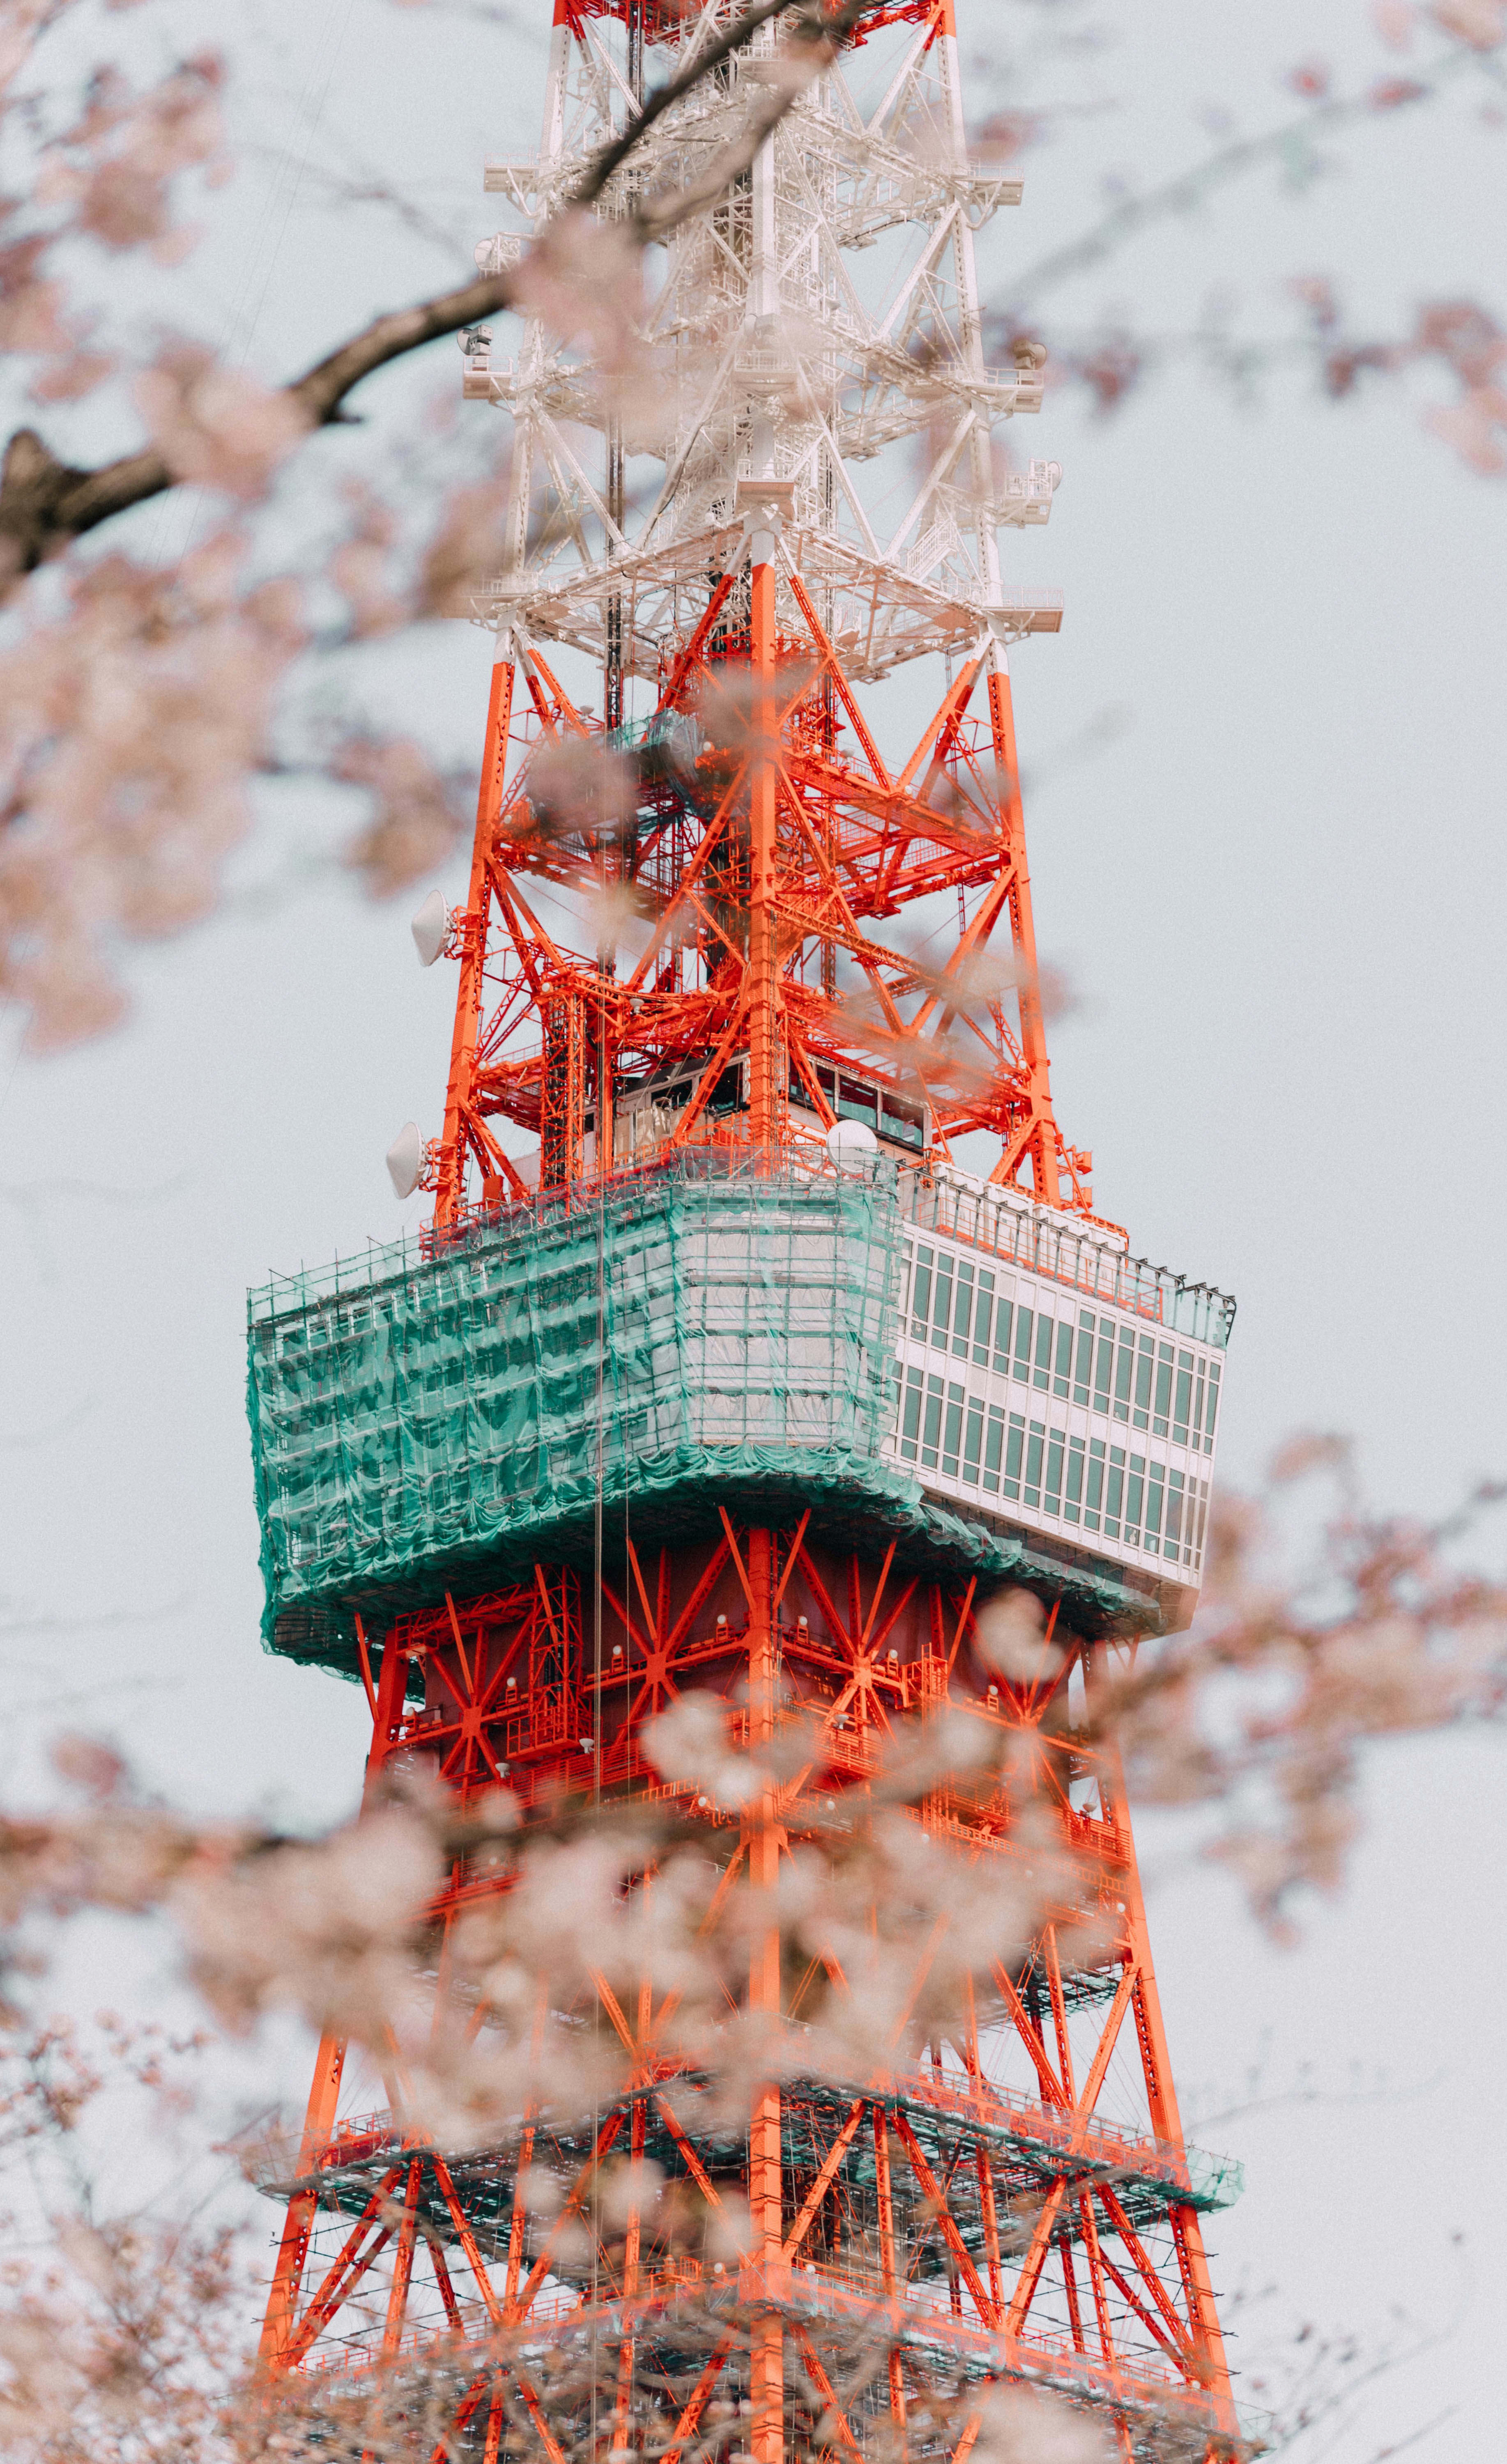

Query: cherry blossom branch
left=0, top=0, right=880, bottom=584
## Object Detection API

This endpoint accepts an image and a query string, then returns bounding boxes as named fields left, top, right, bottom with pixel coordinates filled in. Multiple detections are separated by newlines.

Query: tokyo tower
left=246, top=6, right=1246, bottom=2460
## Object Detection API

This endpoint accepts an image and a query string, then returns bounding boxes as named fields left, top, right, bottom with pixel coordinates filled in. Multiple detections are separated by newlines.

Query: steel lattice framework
left=254, top=8, right=1245, bottom=2462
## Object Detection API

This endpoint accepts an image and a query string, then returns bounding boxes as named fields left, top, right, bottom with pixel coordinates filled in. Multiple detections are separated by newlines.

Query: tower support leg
left=748, top=540, right=780, bottom=1153
left=746, top=1526, right=783, bottom=2464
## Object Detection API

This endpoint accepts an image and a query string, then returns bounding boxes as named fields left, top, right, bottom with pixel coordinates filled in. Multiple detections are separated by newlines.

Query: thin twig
left=0, top=0, right=883, bottom=580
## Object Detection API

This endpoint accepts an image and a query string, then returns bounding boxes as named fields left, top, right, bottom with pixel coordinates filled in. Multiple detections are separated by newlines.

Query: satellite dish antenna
left=386, top=1121, right=425, bottom=1200
left=411, top=890, right=449, bottom=968
left=826, top=1118, right=877, bottom=1168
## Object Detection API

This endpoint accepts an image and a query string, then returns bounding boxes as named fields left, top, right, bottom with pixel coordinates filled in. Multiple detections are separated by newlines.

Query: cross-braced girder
left=427, top=584, right=1090, bottom=1225
left=471, top=0, right=1056, bottom=669
left=255, top=1535, right=1242, bottom=2459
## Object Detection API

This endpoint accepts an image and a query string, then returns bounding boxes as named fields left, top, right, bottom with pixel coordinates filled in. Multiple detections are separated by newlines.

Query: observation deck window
left=793, top=1065, right=924, bottom=1152
left=1052, top=1318, right=1074, bottom=1397
left=941, top=1382, right=964, bottom=1480
left=837, top=1076, right=877, bottom=1131
left=1065, top=1433, right=1086, bottom=1523
left=1174, top=1352, right=1194, bottom=1444
left=1074, top=1314, right=1095, bottom=1402
left=1033, top=1310, right=1054, bottom=1389
left=1133, top=1334, right=1155, bottom=1427
left=1104, top=1446, right=1126, bottom=1535
left=1125, top=1455, right=1146, bottom=1543
left=1085, top=1436, right=1106, bottom=1529
left=1153, top=1341, right=1175, bottom=1436
left=1024, top=1421, right=1045, bottom=1510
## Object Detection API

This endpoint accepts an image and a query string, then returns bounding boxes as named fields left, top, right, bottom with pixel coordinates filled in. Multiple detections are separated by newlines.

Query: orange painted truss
left=255, top=1534, right=1241, bottom=2460
left=429, top=547, right=1093, bottom=1228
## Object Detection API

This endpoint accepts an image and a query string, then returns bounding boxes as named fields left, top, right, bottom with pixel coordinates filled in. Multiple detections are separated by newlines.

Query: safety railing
left=897, top=1166, right=1236, bottom=1349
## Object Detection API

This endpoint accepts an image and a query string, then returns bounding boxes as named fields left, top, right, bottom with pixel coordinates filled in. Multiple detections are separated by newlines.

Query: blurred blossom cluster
left=0, top=539, right=304, bottom=1048
left=0, top=1436, right=1498, bottom=2455
left=0, top=49, right=229, bottom=406
left=0, top=0, right=1495, bottom=1048
left=1090, top=1444, right=1507, bottom=1933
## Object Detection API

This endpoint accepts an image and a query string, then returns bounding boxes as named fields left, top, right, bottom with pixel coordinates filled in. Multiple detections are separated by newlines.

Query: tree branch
left=0, top=0, right=878, bottom=585
left=571, top=0, right=794, bottom=209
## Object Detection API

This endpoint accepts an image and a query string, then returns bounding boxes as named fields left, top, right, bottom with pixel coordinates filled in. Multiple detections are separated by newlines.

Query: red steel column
left=435, top=651, right=515, bottom=1225
left=748, top=535, right=780, bottom=1154
left=258, top=1631, right=410, bottom=2367
left=986, top=650, right=1061, bottom=1207
left=1088, top=1650, right=1237, bottom=2439
left=745, top=1527, right=783, bottom=2464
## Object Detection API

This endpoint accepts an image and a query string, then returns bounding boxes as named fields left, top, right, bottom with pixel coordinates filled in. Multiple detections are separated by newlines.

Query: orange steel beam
left=890, top=2110, right=996, bottom=2326
left=871, top=2105, right=906, bottom=2424
left=782, top=2098, right=867, bottom=2261
left=748, top=538, right=780, bottom=1150
left=380, top=2158, right=423, bottom=2358
left=974, top=2138, right=1004, bottom=2317
left=654, top=2094, right=729, bottom=2211
left=428, top=2237, right=465, bottom=2334
left=984, top=655, right=1061, bottom=1204
left=1003, top=2178, right=1067, bottom=2335
left=430, top=2372, right=493, bottom=2464
left=261, top=1559, right=1239, bottom=2450
left=502, top=2111, right=537, bottom=2317
left=482, top=2381, right=504, bottom=2464
left=513, top=2369, right=571, bottom=2464
left=283, top=2184, right=400, bottom=2369
left=1085, top=1653, right=1237, bottom=2434
left=514, top=2109, right=626, bottom=2319
left=1060, top=2225, right=1088, bottom=2355
left=612, top=2099, right=646, bottom=2457
left=791, top=2324, right=865, bottom=2464
left=436, top=655, right=515, bottom=1226
left=990, top=1961, right=1070, bottom=2108
left=746, top=1525, right=784, bottom=2464
left=1077, top=2191, right=1116, bottom=2364
left=656, top=2332, right=736, bottom=2464
left=257, top=2028, right=346, bottom=2367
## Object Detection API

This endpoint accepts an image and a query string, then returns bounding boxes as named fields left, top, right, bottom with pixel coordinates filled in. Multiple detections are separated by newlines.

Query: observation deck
left=247, top=1155, right=1233, bottom=1682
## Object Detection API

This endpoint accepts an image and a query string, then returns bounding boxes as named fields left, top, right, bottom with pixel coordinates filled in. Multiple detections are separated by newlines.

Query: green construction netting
left=247, top=1158, right=1163, bottom=1678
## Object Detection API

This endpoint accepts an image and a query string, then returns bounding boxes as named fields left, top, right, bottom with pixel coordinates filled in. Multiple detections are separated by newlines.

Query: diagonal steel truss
left=417, top=0, right=1094, bottom=1230
left=427, top=576, right=1089, bottom=1225
left=255, top=1535, right=1244, bottom=2459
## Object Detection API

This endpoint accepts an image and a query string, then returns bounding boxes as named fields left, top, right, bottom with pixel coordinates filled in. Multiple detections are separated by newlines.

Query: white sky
left=0, top=2, right=1504, bottom=2455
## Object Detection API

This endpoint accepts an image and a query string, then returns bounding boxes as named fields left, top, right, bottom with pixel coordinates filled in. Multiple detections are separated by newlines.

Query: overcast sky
left=1, top=2, right=1504, bottom=2455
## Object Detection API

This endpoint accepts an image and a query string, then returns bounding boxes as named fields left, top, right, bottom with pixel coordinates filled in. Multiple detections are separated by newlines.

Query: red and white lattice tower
left=247, top=9, right=1246, bottom=2462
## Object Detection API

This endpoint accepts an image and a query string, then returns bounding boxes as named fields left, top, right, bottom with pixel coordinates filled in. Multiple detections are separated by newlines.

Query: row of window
left=790, top=1064, right=927, bottom=1151
left=893, top=1364, right=1208, bottom=1567
left=906, top=1243, right=1219, bottom=1455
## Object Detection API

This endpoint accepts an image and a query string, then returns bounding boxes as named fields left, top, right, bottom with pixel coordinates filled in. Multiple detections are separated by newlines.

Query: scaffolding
left=251, top=1156, right=896, bottom=1650
left=250, top=1156, right=1185, bottom=1676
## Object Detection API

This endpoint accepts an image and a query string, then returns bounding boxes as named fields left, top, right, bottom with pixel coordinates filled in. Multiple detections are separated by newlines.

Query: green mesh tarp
left=247, top=1158, right=1164, bottom=1677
